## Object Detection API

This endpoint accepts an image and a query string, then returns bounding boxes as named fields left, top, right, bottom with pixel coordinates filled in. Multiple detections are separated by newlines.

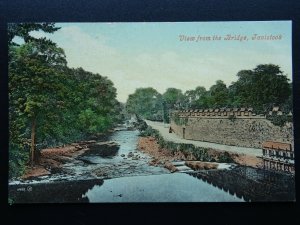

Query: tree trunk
left=30, top=117, right=36, bottom=167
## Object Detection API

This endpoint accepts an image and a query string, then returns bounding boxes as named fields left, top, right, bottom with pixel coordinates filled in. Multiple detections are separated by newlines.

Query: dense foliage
left=9, top=23, right=121, bottom=178
left=126, top=64, right=292, bottom=122
left=126, top=88, right=164, bottom=121
left=229, top=65, right=291, bottom=113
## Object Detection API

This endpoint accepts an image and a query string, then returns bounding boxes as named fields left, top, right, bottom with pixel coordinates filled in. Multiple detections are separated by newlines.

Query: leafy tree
left=231, top=64, right=291, bottom=112
left=8, top=23, right=60, bottom=45
left=9, top=41, right=67, bottom=165
left=195, top=93, right=214, bottom=109
left=208, top=80, right=229, bottom=108
left=161, top=88, right=184, bottom=122
left=9, top=23, right=121, bottom=177
left=71, top=68, right=119, bottom=134
left=162, top=88, right=184, bottom=109
left=183, top=86, right=206, bottom=109
left=126, top=88, right=163, bottom=120
left=8, top=23, right=64, bottom=175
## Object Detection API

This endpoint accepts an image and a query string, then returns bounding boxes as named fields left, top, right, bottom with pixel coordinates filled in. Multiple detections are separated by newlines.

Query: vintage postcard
left=8, top=21, right=295, bottom=203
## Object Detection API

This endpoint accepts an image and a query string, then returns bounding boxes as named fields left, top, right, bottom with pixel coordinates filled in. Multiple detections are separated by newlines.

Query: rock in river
left=80, top=141, right=120, bottom=158
left=127, top=152, right=134, bottom=158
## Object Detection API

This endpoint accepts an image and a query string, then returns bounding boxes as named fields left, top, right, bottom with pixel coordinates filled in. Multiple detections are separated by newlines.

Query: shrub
left=140, top=126, right=155, bottom=137
left=218, top=152, right=235, bottom=163
left=266, top=114, right=292, bottom=127
left=171, top=113, right=188, bottom=126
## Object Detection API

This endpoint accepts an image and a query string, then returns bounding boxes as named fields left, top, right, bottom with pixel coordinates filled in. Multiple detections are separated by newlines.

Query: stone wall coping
left=177, top=115, right=266, bottom=119
left=172, top=106, right=292, bottom=118
left=173, top=106, right=290, bottom=113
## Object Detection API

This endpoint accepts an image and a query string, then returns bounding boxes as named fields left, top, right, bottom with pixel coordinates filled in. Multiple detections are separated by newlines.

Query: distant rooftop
left=262, top=141, right=292, bottom=151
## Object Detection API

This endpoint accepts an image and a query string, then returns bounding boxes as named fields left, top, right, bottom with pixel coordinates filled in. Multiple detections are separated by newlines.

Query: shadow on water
left=9, top=167, right=295, bottom=203
left=9, top=179, right=104, bottom=203
left=189, top=166, right=295, bottom=202
left=83, top=173, right=244, bottom=202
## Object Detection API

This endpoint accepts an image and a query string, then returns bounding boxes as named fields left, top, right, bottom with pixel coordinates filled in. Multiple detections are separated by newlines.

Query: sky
left=29, top=21, right=292, bottom=103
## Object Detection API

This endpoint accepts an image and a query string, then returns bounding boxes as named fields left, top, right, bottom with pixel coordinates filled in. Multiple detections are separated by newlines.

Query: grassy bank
left=140, top=126, right=235, bottom=163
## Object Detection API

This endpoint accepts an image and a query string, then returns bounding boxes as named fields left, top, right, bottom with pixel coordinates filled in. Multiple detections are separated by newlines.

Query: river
left=8, top=125, right=295, bottom=203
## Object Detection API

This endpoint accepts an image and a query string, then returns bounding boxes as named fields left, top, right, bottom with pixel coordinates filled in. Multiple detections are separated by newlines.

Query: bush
left=267, top=114, right=292, bottom=127
left=139, top=126, right=160, bottom=137
left=171, top=113, right=188, bottom=126
left=218, top=152, right=235, bottom=163
left=193, top=147, right=211, bottom=161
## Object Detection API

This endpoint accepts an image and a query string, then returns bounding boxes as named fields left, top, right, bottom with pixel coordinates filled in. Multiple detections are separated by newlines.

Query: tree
left=9, top=23, right=121, bottom=177
left=71, top=68, right=119, bottom=134
left=8, top=23, right=60, bottom=45
left=208, top=80, right=229, bottom=108
left=183, top=86, right=206, bottom=109
left=9, top=41, right=67, bottom=166
left=126, top=88, right=162, bottom=120
left=162, top=88, right=184, bottom=109
left=231, top=64, right=291, bottom=112
left=161, top=88, right=184, bottom=122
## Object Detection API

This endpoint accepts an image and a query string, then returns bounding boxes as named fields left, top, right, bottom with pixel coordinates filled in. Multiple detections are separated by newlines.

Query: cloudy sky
left=30, top=21, right=292, bottom=103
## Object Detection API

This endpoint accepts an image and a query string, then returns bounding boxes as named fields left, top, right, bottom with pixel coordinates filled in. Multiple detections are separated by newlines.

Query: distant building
left=260, top=141, right=294, bottom=173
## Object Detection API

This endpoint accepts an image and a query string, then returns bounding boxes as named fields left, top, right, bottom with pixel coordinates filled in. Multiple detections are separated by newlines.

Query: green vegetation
left=9, top=23, right=122, bottom=178
left=140, top=126, right=236, bottom=163
left=266, top=114, right=293, bottom=127
left=171, top=114, right=188, bottom=126
left=126, top=64, right=292, bottom=125
left=218, top=152, right=235, bottom=163
left=126, top=88, right=163, bottom=121
left=230, top=65, right=291, bottom=112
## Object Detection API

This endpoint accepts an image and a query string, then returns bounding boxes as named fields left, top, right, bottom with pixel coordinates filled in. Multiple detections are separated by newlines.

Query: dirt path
left=144, top=120, right=263, bottom=157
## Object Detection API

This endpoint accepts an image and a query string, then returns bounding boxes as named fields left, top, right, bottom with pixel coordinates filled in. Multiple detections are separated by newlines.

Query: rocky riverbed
left=9, top=127, right=170, bottom=186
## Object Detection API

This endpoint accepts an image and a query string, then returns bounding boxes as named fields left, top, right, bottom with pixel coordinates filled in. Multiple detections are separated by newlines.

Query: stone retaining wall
left=170, top=117, right=293, bottom=148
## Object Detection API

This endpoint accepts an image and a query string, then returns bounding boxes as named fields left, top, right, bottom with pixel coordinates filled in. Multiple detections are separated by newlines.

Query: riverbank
left=138, top=136, right=262, bottom=168
left=21, top=140, right=114, bottom=180
left=12, top=127, right=169, bottom=183
left=144, top=120, right=263, bottom=157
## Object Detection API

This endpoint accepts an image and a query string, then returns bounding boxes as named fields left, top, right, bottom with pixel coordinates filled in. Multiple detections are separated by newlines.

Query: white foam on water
left=217, top=163, right=233, bottom=170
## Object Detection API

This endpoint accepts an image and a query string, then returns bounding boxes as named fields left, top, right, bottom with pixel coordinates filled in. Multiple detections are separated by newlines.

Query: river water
left=8, top=126, right=295, bottom=203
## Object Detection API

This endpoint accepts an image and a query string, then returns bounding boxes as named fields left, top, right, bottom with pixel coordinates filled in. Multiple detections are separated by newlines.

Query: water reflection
left=83, top=173, right=243, bottom=202
left=9, top=179, right=103, bottom=203
left=189, top=166, right=295, bottom=202
left=9, top=167, right=295, bottom=203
